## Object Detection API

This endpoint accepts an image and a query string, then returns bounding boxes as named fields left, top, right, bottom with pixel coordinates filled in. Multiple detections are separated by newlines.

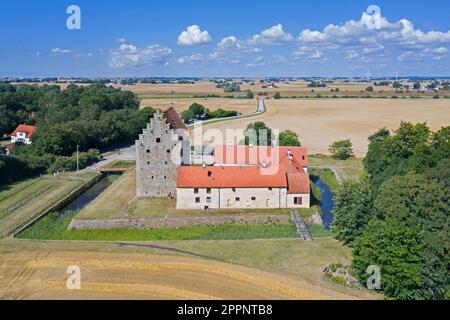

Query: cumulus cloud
left=398, top=46, right=448, bottom=62
left=298, top=10, right=450, bottom=49
left=177, top=25, right=212, bottom=46
left=296, top=8, right=450, bottom=65
left=250, top=24, right=294, bottom=45
left=109, top=39, right=171, bottom=68
left=177, top=53, right=204, bottom=64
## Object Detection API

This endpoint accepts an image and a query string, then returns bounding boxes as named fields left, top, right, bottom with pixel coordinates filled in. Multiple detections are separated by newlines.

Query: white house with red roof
left=10, top=124, right=37, bottom=145
left=4, top=124, right=37, bottom=155
left=176, top=145, right=310, bottom=210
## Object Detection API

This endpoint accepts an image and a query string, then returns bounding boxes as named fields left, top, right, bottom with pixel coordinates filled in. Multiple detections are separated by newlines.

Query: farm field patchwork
left=120, top=80, right=450, bottom=98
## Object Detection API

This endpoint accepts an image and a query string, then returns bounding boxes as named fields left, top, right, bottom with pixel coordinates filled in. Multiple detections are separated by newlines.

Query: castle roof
left=163, top=107, right=188, bottom=131
left=177, top=165, right=310, bottom=194
left=213, top=145, right=308, bottom=168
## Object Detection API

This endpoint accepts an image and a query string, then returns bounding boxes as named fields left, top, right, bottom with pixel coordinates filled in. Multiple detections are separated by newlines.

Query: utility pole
left=76, top=145, right=79, bottom=172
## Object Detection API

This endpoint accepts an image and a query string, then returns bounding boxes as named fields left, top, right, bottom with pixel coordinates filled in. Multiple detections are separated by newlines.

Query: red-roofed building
left=176, top=146, right=310, bottom=210
left=10, top=125, right=37, bottom=145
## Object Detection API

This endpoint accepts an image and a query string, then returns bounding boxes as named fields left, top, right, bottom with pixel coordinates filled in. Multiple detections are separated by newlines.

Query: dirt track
left=0, top=250, right=361, bottom=300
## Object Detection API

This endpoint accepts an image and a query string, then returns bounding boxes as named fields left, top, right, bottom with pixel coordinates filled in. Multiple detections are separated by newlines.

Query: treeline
left=332, top=122, right=449, bottom=299
left=181, top=103, right=238, bottom=123
left=0, top=84, right=155, bottom=185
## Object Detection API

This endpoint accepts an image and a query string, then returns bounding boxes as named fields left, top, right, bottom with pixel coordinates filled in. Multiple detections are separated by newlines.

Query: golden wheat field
left=197, top=99, right=450, bottom=156
left=0, top=250, right=364, bottom=300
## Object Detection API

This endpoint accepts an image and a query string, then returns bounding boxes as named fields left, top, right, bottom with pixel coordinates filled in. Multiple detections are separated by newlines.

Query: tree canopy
left=279, top=130, right=301, bottom=147
left=0, top=84, right=154, bottom=183
left=328, top=139, right=354, bottom=160
left=333, top=122, right=450, bottom=300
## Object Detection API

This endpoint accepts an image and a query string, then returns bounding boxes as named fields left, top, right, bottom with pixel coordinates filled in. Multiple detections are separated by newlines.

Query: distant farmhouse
left=4, top=124, right=37, bottom=155
left=136, top=108, right=311, bottom=210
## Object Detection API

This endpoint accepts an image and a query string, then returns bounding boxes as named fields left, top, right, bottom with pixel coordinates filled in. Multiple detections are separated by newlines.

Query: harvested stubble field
left=199, top=99, right=450, bottom=156
left=0, top=238, right=377, bottom=300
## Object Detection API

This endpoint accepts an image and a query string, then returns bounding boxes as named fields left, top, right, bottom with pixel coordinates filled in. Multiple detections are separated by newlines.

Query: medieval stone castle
left=136, top=107, right=311, bottom=210
left=136, top=107, right=190, bottom=198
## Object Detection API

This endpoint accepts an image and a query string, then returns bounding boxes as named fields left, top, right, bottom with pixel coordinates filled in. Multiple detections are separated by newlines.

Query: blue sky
left=1, top=0, right=450, bottom=77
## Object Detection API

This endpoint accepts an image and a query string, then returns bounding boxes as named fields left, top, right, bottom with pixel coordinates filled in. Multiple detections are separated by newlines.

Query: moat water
left=58, top=177, right=112, bottom=219
left=312, top=177, right=335, bottom=229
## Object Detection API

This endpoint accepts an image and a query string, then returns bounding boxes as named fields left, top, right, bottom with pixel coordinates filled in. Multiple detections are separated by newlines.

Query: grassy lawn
left=100, top=160, right=135, bottom=170
left=0, top=172, right=99, bottom=237
left=309, top=155, right=364, bottom=181
left=18, top=210, right=330, bottom=241
left=0, top=138, right=9, bottom=146
left=310, top=168, right=340, bottom=194
left=76, top=170, right=136, bottom=220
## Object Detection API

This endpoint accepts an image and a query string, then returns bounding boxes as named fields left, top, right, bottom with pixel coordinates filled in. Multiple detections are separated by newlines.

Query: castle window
left=294, top=197, right=303, bottom=205
left=156, top=138, right=161, bottom=143
left=206, top=188, right=211, bottom=194
left=302, top=156, right=305, bottom=160
left=268, top=187, right=273, bottom=191
left=146, top=149, right=150, bottom=154
left=195, top=197, right=200, bottom=204
left=167, top=149, right=171, bottom=154
left=232, top=188, right=236, bottom=192
left=206, top=197, right=212, bottom=203
left=235, top=197, right=240, bottom=202
left=194, top=188, right=199, bottom=194
left=251, top=197, right=256, bottom=201
left=179, top=136, right=183, bottom=141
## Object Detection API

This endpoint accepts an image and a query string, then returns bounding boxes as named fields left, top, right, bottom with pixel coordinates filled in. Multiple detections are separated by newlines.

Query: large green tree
left=332, top=180, right=374, bottom=244
left=352, top=218, right=423, bottom=300
left=279, top=130, right=301, bottom=147
left=244, top=122, right=273, bottom=146
left=328, top=139, right=354, bottom=160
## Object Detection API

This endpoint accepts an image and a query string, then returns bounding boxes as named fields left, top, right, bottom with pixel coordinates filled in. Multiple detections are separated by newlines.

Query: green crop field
left=0, top=172, right=99, bottom=238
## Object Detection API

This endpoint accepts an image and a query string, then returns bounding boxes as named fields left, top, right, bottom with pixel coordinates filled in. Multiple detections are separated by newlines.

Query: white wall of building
left=177, top=187, right=310, bottom=210
left=286, top=193, right=311, bottom=209
left=11, top=132, right=32, bottom=145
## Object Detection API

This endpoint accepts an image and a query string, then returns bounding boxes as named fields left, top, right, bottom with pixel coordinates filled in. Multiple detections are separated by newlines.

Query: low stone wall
left=68, top=214, right=290, bottom=230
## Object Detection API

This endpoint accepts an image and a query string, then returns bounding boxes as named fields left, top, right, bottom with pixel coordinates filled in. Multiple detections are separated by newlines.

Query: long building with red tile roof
left=176, top=146, right=310, bottom=210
